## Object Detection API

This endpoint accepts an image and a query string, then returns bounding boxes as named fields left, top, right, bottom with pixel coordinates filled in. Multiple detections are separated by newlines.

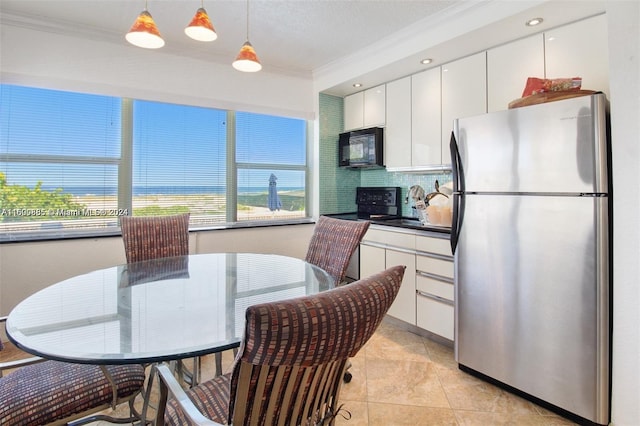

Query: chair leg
left=215, top=352, right=223, bottom=376
left=343, top=360, right=353, bottom=383
left=214, top=348, right=238, bottom=376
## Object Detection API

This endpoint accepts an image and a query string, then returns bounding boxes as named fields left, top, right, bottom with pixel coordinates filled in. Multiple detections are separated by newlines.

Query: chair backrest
left=304, top=216, right=370, bottom=285
left=226, top=265, right=405, bottom=425
left=120, top=213, right=190, bottom=263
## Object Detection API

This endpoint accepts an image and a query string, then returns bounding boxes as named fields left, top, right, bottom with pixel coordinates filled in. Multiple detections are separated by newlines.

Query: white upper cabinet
left=487, top=34, right=545, bottom=112
left=363, top=85, right=386, bottom=127
left=412, top=67, right=442, bottom=166
left=441, top=52, right=487, bottom=165
left=343, top=85, right=386, bottom=131
left=343, top=91, right=364, bottom=131
left=385, top=69, right=443, bottom=170
left=385, top=77, right=412, bottom=168
left=352, top=14, right=610, bottom=169
left=545, top=14, right=609, bottom=99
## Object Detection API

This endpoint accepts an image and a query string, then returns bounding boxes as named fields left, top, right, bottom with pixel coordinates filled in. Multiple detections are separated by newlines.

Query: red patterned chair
left=0, top=317, right=146, bottom=426
left=120, top=213, right=190, bottom=263
left=154, top=265, right=405, bottom=426
left=304, top=215, right=370, bottom=286
left=120, top=213, right=200, bottom=384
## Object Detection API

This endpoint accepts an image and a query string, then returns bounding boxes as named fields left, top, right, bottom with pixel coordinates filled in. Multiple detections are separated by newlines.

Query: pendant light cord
left=246, top=0, right=250, bottom=41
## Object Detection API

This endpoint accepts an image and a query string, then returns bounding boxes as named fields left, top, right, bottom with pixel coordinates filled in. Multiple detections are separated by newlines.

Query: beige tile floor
left=3, top=318, right=577, bottom=425
left=333, top=320, right=576, bottom=426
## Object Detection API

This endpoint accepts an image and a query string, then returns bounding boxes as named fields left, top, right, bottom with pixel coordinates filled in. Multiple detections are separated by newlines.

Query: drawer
left=416, top=274, right=454, bottom=301
left=416, top=255, right=453, bottom=279
left=416, top=235, right=452, bottom=256
left=416, top=293, right=454, bottom=341
left=362, top=229, right=415, bottom=249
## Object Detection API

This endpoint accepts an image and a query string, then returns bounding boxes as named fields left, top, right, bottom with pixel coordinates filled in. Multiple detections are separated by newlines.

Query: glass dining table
left=5, top=253, right=335, bottom=366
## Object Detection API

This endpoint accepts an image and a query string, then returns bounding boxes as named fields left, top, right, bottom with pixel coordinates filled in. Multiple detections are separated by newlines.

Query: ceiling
left=0, top=1, right=461, bottom=73
left=0, top=1, right=606, bottom=97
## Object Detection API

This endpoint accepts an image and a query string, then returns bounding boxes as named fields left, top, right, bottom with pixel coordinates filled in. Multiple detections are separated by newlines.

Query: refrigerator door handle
left=449, top=131, right=464, bottom=254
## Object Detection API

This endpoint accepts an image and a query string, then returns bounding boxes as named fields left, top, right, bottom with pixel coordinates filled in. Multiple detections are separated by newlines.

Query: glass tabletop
left=6, top=253, right=334, bottom=365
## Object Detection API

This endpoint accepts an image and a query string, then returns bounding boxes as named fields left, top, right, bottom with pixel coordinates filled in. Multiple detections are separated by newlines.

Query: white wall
left=0, top=25, right=315, bottom=120
left=606, top=2, right=640, bottom=424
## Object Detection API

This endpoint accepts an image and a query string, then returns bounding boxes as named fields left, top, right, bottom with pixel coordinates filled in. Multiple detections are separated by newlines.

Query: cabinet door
left=416, top=293, right=454, bottom=340
left=545, top=14, right=609, bottom=99
left=360, top=244, right=386, bottom=280
left=385, top=249, right=416, bottom=325
left=344, top=92, right=364, bottom=131
left=487, top=34, right=544, bottom=112
left=385, top=77, right=412, bottom=168
left=363, top=85, right=386, bottom=128
left=441, top=52, right=487, bottom=164
left=412, top=67, right=442, bottom=166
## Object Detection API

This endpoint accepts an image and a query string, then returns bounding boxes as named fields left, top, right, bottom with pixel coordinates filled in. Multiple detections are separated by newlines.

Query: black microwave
left=338, top=127, right=384, bottom=168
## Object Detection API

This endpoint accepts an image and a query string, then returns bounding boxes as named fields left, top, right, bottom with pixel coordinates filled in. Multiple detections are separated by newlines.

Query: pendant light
left=126, top=1, right=165, bottom=49
left=185, top=1, right=217, bottom=42
left=233, top=0, right=262, bottom=72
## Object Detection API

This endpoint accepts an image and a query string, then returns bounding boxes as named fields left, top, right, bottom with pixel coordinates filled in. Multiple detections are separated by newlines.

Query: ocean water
left=41, top=186, right=301, bottom=196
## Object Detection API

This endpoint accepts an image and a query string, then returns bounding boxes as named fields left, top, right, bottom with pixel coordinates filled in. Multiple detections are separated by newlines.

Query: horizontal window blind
left=132, top=101, right=227, bottom=225
left=1, top=84, right=121, bottom=233
left=1, top=84, right=309, bottom=239
left=236, top=112, right=307, bottom=221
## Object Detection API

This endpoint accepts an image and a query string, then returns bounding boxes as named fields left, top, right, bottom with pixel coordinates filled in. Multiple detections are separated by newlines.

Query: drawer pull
left=416, top=250, right=453, bottom=261
left=416, top=270, right=453, bottom=284
left=416, top=290, right=454, bottom=306
left=360, top=241, right=415, bottom=255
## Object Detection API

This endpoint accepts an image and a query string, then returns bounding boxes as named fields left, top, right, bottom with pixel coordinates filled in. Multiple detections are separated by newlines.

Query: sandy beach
left=74, top=191, right=305, bottom=222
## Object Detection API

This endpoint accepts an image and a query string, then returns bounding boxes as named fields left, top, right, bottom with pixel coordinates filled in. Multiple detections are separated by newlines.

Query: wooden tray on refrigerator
left=508, top=90, right=597, bottom=109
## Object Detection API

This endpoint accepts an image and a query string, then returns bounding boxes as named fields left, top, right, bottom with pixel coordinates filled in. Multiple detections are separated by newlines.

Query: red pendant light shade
left=126, top=9, right=165, bottom=49
left=233, top=0, right=262, bottom=72
left=185, top=7, right=217, bottom=41
left=233, top=41, right=262, bottom=72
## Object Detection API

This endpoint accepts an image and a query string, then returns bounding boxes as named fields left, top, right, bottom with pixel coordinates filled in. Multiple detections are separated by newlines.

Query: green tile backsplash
left=318, top=93, right=451, bottom=217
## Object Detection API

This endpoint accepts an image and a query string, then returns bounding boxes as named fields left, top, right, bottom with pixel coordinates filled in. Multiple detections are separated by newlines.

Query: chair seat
left=0, top=360, right=145, bottom=426
left=165, top=372, right=232, bottom=426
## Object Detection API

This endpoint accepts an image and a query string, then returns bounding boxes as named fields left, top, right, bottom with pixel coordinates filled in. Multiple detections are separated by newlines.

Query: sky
left=1, top=84, right=306, bottom=192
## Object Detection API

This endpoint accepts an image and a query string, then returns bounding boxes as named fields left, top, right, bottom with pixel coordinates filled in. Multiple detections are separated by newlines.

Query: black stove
left=326, top=187, right=402, bottom=222
left=356, top=186, right=402, bottom=219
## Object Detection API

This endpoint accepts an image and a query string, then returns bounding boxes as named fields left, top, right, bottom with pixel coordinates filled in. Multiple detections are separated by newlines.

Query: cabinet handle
left=360, top=241, right=416, bottom=255
left=416, top=270, right=453, bottom=284
left=416, top=250, right=453, bottom=262
left=416, top=290, right=454, bottom=306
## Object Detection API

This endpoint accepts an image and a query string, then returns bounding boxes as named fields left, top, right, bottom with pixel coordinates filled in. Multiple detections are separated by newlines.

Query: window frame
left=1, top=86, right=312, bottom=242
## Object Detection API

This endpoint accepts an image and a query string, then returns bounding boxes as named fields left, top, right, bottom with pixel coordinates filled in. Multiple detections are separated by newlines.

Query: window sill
left=0, top=218, right=315, bottom=244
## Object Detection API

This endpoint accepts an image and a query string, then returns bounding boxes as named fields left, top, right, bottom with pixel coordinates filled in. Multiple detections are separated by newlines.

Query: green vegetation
left=0, top=172, right=305, bottom=224
left=0, top=172, right=87, bottom=222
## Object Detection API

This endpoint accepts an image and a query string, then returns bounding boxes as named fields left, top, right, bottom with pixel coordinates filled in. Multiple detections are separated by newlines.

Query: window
left=0, top=84, right=308, bottom=239
left=235, top=112, right=307, bottom=221
left=0, top=85, right=121, bottom=233
left=132, top=100, right=227, bottom=225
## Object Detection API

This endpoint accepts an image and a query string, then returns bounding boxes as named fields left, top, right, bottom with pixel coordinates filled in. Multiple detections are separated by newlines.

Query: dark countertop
left=369, top=217, right=451, bottom=234
left=324, top=213, right=451, bottom=235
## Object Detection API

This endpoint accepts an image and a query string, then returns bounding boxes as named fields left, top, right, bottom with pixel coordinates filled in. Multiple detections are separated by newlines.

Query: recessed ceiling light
left=420, top=58, right=433, bottom=65
left=526, top=17, right=544, bottom=27
left=353, top=83, right=362, bottom=88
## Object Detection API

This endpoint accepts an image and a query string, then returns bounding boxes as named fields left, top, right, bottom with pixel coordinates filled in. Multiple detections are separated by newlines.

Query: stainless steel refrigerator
left=450, top=93, right=611, bottom=426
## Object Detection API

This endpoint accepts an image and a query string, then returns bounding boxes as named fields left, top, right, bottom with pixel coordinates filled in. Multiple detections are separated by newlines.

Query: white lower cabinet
left=416, top=273, right=454, bottom=340
left=360, top=229, right=416, bottom=325
left=415, top=235, right=454, bottom=340
left=360, top=227, right=454, bottom=341
left=385, top=249, right=416, bottom=325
